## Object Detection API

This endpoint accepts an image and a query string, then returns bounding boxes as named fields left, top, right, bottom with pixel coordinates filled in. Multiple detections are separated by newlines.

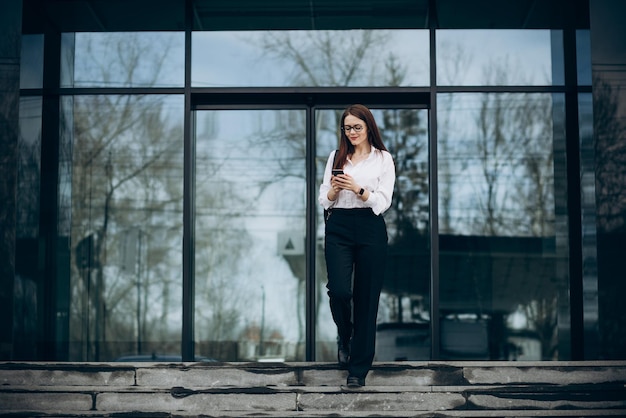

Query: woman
left=318, top=104, right=396, bottom=387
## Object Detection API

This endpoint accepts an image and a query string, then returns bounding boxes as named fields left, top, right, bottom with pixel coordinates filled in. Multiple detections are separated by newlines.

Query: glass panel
left=61, top=32, right=185, bottom=88
left=194, top=109, right=307, bottom=361
left=437, top=93, right=568, bottom=360
left=437, top=30, right=555, bottom=86
left=16, top=97, right=42, bottom=238
left=315, top=107, right=430, bottom=361
left=576, top=30, right=592, bottom=86
left=14, top=97, right=42, bottom=360
left=578, top=93, right=599, bottom=357
left=65, top=95, right=184, bottom=361
left=192, top=30, right=429, bottom=87
left=20, top=35, right=44, bottom=89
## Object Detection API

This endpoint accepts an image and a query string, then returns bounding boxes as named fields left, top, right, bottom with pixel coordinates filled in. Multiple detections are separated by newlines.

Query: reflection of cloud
left=437, top=30, right=552, bottom=85
left=192, top=30, right=429, bottom=87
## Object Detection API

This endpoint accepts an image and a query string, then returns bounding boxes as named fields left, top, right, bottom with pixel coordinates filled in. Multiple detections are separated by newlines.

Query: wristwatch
left=358, top=188, right=365, bottom=196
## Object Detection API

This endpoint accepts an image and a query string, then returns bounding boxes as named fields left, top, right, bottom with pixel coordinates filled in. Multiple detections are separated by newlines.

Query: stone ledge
left=1, top=409, right=626, bottom=417
left=1, top=383, right=624, bottom=394
left=3, top=361, right=625, bottom=388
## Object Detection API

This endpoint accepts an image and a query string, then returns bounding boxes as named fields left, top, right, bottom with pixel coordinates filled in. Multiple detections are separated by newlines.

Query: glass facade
left=61, top=32, right=185, bottom=88
left=194, top=109, right=307, bottom=361
left=438, top=93, right=566, bottom=360
left=13, top=0, right=622, bottom=362
left=63, top=94, right=184, bottom=361
left=436, top=30, right=557, bottom=86
left=192, top=30, right=429, bottom=87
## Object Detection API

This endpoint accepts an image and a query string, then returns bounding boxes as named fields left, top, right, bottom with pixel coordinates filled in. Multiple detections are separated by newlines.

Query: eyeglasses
left=341, top=124, right=364, bottom=133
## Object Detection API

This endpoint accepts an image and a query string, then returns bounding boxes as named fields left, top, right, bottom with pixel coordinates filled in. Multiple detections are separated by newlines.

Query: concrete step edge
left=2, top=383, right=625, bottom=393
left=2, top=409, right=626, bottom=417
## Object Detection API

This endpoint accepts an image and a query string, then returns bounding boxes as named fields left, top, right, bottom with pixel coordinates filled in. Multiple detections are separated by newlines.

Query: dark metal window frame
left=22, top=21, right=591, bottom=361
left=190, top=91, right=431, bottom=361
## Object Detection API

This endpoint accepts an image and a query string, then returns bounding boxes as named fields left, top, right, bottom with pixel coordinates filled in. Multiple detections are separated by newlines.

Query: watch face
left=359, top=188, right=365, bottom=195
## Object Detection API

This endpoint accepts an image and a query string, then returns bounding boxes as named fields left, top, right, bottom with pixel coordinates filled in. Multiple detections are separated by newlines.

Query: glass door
left=193, top=104, right=430, bottom=362
left=194, top=108, right=308, bottom=361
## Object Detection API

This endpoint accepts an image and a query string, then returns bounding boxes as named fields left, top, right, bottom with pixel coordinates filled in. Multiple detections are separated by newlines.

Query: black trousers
left=324, top=208, right=388, bottom=379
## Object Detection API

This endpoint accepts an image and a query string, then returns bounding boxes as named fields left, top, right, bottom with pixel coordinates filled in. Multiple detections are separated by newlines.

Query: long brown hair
left=333, top=104, right=388, bottom=169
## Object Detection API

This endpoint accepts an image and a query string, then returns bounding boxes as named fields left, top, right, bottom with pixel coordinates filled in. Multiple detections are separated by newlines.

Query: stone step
left=1, top=411, right=626, bottom=417
left=1, top=361, right=625, bottom=417
left=2, top=385, right=625, bottom=412
left=2, top=361, right=626, bottom=386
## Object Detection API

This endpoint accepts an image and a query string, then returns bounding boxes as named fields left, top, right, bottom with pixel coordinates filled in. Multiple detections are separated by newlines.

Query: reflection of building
left=1, top=0, right=625, bottom=363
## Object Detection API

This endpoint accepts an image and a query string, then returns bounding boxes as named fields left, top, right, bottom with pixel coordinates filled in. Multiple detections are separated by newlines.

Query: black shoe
left=337, top=341, right=349, bottom=369
left=346, top=375, right=365, bottom=388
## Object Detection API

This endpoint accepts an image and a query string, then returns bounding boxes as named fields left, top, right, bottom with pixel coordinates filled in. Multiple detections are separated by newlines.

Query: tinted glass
left=17, top=97, right=42, bottom=237
left=14, top=97, right=42, bottom=359
left=578, top=93, right=599, bottom=357
left=61, top=32, right=185, bottom=88
left=20, top=35, right=44, bottom=89
left=437, top=93, right=569, bottom=360
left=316, top=107, right=430, bottom=361
left=194, top=109, right=307, bottom=361
left=65, top=95, right=184, bottom=361
left=576, top=30, right=592, bottom=86
left=192, top=30, right=429, bottom=87
left=437, top=30, right=556, bottom=86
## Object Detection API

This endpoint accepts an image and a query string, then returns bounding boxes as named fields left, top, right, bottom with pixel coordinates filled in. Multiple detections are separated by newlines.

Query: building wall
left=1, top=0, right=625, bottom=361
left=589, top=0, right=626, bottom=359
left=0, top=0, right=21, bottom=360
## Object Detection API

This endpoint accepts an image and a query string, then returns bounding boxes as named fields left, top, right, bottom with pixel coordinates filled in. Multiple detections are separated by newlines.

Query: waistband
left=330, top=208, right=375, bottom=216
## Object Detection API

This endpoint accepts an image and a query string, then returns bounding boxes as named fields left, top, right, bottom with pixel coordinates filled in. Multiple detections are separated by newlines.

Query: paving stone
left=366, top=367, right=437, bottom=386
left=136, top=365, right=297, bottom=387
left=0, top=392, right=93, bottom=411
left=300, top=368, right=347, bottom=386
left=468, top=393, right=626, bottom=410
left=96, top=391, right=296, bottom=412
left=298, top=391, right=466, bottom=411
left=464, top=365, right=626, bottom=385
left=0, top=368, right=135, bottom=386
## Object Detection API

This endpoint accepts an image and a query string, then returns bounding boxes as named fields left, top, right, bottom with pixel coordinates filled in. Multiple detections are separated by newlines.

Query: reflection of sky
left=437, top=30, right=554, bottom=85
left=195, top=109, right=323, bottom=343
left=67, top=30, right=557, bottom=88
left=72, top=32, right=185, bottom=87
left=192, top=30, right=429, bottom=87
left=61, top=28, right=571, bottom=347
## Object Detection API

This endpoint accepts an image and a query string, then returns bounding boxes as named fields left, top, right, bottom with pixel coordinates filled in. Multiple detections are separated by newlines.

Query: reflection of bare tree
left=593, top=74, right=626, bottom=359
left=438, top=41, right=473, bottom=233
left=70, top=89, right=183, bottom=360
left=16, top=127, right=41, bottom=238
left=523, top=297, right=558, bottom=359
left=67, top=34, right=215, bottom=360
left=256, top=31, right=429, bottom=345
left=594, top=75, right=626, bottom=234
left=469, top=61, right=554, bottom=237
left=258, top=31, right=389, bottom=86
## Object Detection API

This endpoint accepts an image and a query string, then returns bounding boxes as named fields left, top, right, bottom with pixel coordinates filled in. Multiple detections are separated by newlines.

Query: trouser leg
left=348, top=215, right=387, bottom=379
left=325, top=218, right=354, bottom=345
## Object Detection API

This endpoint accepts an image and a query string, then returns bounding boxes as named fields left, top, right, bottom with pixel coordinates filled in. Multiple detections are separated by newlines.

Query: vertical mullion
left=181, top=0, right=195, bottom=362
left=563, top=24, right=584, bottom=360
left=428, top=24, right=440, bottom=360
left=305, top=104, right=317, bottom=361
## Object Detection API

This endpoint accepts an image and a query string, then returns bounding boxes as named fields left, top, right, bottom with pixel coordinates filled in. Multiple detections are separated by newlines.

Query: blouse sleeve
left=364, top=151, right=396, bottom=215
left=318, top=150, right=336, bottom=210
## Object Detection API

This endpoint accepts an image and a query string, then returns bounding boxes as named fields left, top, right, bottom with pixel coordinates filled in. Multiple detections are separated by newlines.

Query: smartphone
left=332, top=169, right=344, bottom=176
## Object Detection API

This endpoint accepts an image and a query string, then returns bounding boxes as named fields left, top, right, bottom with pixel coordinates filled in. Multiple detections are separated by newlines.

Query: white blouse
left=318, top=148, right=396, bottom=216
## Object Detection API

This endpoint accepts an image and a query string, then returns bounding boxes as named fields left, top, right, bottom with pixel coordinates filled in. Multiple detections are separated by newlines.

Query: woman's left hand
left=333, top=173, right=360, bottom=194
